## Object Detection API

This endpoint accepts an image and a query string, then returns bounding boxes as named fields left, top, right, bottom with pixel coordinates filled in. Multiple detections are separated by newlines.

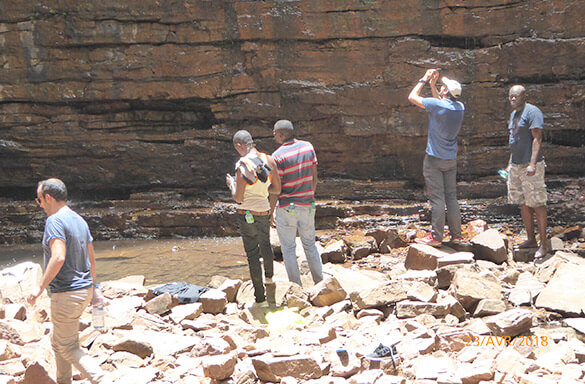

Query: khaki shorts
left=507, top=160, right=547, bottom=207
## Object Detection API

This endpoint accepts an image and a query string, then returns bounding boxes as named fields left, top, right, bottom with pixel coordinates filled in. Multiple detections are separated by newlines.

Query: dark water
left=0, top=237, right=249, bottom=286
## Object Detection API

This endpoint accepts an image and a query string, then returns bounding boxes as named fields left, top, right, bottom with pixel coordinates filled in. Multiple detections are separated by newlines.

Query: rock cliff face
left=1, top=1, right=584, bottom=198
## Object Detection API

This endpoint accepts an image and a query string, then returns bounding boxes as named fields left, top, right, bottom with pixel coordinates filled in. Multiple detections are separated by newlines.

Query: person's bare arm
left=27, top=238, right=66, bottom=305
left=267, top=156, right=281, bottom=195
left=526, top=128, right=543, bottom=176
left=88, top=242, right=97, bottom=284
left=232, top=170, right=246, bottom=203
left=408, top=69, right=436, bottom=109
left=429, top=70, right=440, bottom=99
left=311, top=164, right=318, bottom=193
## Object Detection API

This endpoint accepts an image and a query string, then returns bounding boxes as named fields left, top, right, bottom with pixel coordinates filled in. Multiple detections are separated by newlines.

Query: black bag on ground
left=152, top=282, right=209, bottom=304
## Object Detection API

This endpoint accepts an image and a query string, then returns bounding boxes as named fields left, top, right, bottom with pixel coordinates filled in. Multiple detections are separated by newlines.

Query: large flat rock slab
left=535, top=262, right=585, bottom=315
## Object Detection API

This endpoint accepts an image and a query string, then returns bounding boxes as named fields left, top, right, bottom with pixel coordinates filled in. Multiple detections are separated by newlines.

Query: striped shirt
left=272, top=139, right=318, bottom=207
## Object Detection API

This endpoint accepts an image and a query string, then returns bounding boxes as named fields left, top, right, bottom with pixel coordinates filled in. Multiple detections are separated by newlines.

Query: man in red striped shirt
left=270, top=120, right=323, bottom=286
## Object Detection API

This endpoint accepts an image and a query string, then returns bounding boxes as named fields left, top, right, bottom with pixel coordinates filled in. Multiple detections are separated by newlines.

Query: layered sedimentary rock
left=0, top=0, right=584, bottom=198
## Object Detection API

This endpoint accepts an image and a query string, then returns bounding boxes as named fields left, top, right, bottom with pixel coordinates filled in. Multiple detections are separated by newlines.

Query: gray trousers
left=423, top=154, right=462, bottom=241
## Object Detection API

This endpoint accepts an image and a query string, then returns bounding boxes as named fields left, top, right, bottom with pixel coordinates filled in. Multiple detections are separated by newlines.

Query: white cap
left=442, top=77, right=462, bottom=97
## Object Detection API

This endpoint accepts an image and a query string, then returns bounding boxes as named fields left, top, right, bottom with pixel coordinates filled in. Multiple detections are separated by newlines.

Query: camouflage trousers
left=507, top=160, right=547, bottom=207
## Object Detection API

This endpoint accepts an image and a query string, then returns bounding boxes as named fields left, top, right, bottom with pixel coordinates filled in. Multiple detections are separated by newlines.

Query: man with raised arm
left=408, top=69, right=465, bottom=247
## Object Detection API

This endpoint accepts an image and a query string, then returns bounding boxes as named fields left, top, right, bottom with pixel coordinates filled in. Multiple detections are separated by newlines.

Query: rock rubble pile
left=1, top=222, right=585, bottom=384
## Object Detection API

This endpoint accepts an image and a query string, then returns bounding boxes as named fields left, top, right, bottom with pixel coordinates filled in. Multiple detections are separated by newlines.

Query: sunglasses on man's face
left=35, top=197, right=41, bottom=206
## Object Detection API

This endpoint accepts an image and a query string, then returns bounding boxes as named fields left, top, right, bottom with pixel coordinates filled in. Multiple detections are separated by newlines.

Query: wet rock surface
left=2, top=177, right=585, bottom=246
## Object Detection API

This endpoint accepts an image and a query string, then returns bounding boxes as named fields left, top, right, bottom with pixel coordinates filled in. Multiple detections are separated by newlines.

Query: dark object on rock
left=152, top=282, right=209, bottom=304
left=366, top=343, right=398, bottom=369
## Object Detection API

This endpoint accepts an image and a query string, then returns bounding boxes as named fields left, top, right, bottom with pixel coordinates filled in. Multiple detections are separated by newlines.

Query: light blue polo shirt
left=422, top=98, right=465, bottom=160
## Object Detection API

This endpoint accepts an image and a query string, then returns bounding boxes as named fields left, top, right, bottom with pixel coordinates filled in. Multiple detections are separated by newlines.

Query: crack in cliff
left=441, top=1, right=525, bottom=11
left=136, top=139, right=186, bottom=145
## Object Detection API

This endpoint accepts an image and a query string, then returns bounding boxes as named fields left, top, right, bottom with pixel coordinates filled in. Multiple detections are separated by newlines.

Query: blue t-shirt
left=422, top=98, right=465, bottom=160
left=508, top=103, right=544, bottom=164
left=42, top=207, right=93, bottom=293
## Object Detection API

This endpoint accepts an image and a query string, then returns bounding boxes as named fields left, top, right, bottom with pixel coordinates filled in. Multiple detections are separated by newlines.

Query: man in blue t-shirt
left=506, top=85, right=548, bottom=258
left=27, top=178, right=108, bottom=384
left=408, top=69, right=465, bottom=247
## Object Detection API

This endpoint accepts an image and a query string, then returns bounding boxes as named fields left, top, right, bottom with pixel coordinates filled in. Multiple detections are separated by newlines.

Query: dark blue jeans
left=238, top=213, right=274, bottom=302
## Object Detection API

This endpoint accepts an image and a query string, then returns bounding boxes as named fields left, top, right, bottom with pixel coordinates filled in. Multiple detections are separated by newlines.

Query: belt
left=236, top=209, right=270, bottom=216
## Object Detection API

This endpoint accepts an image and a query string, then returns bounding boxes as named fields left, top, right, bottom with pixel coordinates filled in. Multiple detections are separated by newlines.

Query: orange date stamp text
left=464, top=335, right=548, bottom=347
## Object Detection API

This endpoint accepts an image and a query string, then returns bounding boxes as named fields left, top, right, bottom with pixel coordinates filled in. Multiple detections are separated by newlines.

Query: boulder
left=169, top=303, right=203, bottom=324
left=3, top=305, right=26, bottom=322
left=494, top=348, right=530, bottom=377
left=199, top=289, right=227, bottom=314
left=21, top=362, right=56, bottom=384
left=343, top=232, right=377, bottom=260
left=324, top=264, right=389, bottom=294
left=508, top=272, right=545, bottom=307
left=473, top=299, right=507, bottom=317
left=437, top=252, right=475, bottom=268
left=456, top=361, right=494, bottom=384
left=2, top=320, right=44, bottom=344
left=191, top=337, right=231, bottom=357
left=117, top=330, right=200, bottom=358
left=406, top=282, right=437, bottom=303
left=252, top=354, right=323, bottom=381
left=321, top=240, right=347, bottom=263
left=470, top=229, right=508, bottom=264
left=0, top=263, right=43, bottom=304
left=533, top=342, right=577, bottom=372
left=436, top=265, right=460, bottom=289
left=437, top=293, right=466, bottom=320
left=309, top=276, right=347, bottom=307
left=101, top=277, right=148, bottom=299
left=349, top=281, right=407, bottom=310
left=413, top=355, right=458, bottom=380
left=0, top=375, right=16, bottom=384
left=534, top=262, right=585, bottom=316
left=449, top=269, right=501, bottom=311
left=396, top=301, right=449, bottom=318
left=328, top=349, right=361, bottom=378
left=484, top=308, right=534, bottom=337
left=202, top=353, right=237, bottom=380
left=379, top=228, right=409, bottom=251
left=435, top=328, right=477, bottom=353
left=0, top=359, right=25, bottom=377
left=217, top=279, right=242, bottom=303
left=143, top=292, right=172, bottom=315
left=405, top=244, right=447, bottom=270
left=397, top=270, right=437, bottom=287
left=108, top=351, right=145, bottom=368
left=356, top=309, right=384, bottom=322
left=0, top=341, right=17, bottom=361
left=112, top=337, right=154, bottom=359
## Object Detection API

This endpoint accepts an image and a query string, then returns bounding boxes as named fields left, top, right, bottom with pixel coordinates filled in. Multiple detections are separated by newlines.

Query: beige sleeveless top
left=238, top=152, right=271, bottom=212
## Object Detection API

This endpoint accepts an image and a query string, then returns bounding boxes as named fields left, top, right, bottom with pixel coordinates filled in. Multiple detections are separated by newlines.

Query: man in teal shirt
left=506, top=85, right=548, bottom=258
left=28, top=178, right=109, bottom=384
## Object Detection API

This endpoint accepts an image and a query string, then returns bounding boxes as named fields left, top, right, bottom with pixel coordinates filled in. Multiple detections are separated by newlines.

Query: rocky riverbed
left=1, top=196, right=585, bottom=383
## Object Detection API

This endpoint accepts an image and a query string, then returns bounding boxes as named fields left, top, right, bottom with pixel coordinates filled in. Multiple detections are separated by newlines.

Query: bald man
left=507, top=85, right=549, bottom=258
